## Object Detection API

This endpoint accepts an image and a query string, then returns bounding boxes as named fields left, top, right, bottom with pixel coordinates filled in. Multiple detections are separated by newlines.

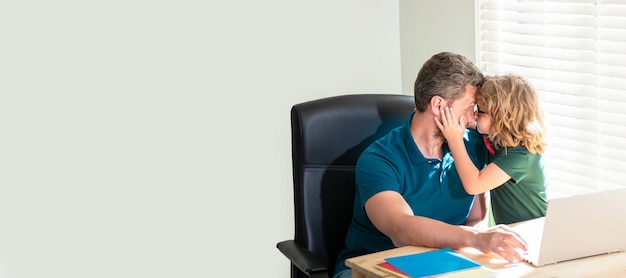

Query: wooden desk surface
left=346, top=245, right=626, bottom=277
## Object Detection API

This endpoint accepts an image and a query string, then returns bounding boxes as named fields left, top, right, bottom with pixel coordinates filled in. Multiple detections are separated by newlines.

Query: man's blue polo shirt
left=334, top=112, right=487, bottom=275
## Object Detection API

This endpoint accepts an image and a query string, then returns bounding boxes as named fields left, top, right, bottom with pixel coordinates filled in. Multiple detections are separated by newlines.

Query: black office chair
left=277, top=94, right=415, bottom=278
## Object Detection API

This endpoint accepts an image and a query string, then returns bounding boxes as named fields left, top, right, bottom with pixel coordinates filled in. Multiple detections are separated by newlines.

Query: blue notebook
left=385, top=248, right=481, bottom=277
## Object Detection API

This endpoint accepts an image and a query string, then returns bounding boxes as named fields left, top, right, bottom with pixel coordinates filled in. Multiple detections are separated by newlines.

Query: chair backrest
left=290, top=94, right=415, bottom=277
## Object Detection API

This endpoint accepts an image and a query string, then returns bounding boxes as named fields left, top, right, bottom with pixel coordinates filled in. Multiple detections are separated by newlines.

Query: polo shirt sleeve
left=492, top=148, right=531, bottom=183
left=355, top=150, right=400, bottom=208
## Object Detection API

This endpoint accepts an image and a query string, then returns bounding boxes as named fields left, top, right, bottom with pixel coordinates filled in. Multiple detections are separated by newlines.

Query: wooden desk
left=346, top=245, right=626, bottom=277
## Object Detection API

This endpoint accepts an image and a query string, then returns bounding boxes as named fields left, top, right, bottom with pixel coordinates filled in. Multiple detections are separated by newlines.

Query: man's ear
left=430, top=96, right=445, bottom=115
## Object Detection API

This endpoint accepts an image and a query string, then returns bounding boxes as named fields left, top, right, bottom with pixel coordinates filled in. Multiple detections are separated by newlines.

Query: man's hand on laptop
left=474, top=224, right=528, bottom=263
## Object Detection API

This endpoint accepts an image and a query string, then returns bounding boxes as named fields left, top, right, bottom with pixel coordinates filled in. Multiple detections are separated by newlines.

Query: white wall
left=1, top=1, right=401, bottom=278
left=1, top=1, right=474, bottom=277
left=399, top=0, right=477, bottom=94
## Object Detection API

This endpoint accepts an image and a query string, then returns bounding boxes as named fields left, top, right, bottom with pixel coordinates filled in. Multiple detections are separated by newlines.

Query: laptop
left=513, top=187, right=626, bottom=266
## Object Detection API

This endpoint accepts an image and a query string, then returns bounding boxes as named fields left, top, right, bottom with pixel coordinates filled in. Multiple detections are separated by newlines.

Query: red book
left=375, top=261, right=411, bottom=278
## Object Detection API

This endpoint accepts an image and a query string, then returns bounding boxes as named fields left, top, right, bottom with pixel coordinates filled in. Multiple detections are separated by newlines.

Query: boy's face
left=475, top=102, right=492, bottom=135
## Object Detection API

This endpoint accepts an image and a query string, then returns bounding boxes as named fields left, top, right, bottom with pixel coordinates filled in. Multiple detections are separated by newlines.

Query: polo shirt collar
left=402, top=112, right=450, bottom=166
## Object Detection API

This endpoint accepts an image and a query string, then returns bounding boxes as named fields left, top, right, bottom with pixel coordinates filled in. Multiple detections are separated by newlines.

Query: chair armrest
left=276, top=240, right=329, bottom=277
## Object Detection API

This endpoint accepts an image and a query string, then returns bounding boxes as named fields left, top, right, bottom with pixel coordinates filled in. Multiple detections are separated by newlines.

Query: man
left=333, top=52, right=527, bottom=278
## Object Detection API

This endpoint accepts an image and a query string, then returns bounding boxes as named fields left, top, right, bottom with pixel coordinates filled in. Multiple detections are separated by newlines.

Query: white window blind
left=477, top=0, right=626, bottom=198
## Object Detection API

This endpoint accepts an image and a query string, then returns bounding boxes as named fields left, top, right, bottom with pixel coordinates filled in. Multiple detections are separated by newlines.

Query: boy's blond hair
left=477, top=74, right=547, bottom=154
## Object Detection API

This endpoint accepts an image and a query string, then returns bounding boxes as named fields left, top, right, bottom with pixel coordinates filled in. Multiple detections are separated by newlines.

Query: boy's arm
left=435, top=107, right=511, bottom=194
